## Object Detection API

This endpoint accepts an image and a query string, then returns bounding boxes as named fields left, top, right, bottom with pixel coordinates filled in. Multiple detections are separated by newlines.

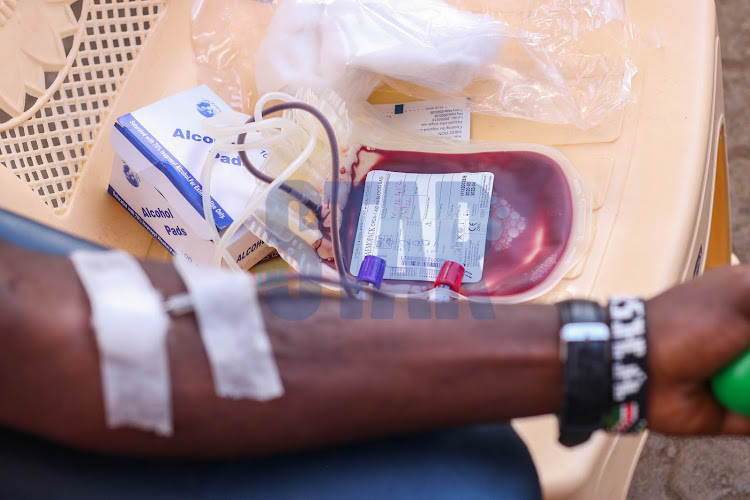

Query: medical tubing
left=237, top=106, right=322, bottom=217
left=166, top=273, right=395, bottom=319
left=253, top=92, right=299, bottom=124
left=211, top=115, right=318, bottom=266
left=201, top=110, right=310, bottom=269
left=238, top=102, right=355, bottom=298
left=203, top=117, right=298, bottom=148
left=199, top=149, right=242, bottom=271
left=256, top=273, right=385, bottom=298
left=257, top=272, right=496, bottom=307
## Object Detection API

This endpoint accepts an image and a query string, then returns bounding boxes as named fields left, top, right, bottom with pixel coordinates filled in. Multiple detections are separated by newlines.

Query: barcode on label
left=401, top=256, right=444, bottom=268
left=460, top=177, right=477, bottom=197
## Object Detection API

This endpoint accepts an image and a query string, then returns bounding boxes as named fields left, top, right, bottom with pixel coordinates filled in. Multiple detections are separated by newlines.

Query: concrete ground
left=627, top=1, right=750, bottom=498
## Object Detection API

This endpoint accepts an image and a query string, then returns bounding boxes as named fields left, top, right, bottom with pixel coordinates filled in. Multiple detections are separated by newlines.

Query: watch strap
left=557, top=300, right=611, bottom=447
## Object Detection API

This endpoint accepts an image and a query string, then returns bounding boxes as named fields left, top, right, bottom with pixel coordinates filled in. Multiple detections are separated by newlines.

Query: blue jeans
left=0, top=425, right=540, bottom=500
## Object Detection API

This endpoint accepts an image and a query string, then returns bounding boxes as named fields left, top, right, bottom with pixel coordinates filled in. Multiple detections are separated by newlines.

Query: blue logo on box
left=196, top=99, right=220, bottom=118
left=123, top=163, right=140, bottom=188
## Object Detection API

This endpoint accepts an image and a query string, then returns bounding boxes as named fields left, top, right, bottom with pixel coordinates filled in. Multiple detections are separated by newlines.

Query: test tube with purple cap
left=355, top=255, right=387, bottom=300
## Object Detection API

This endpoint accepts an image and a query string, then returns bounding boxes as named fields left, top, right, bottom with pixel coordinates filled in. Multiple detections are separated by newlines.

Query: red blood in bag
left=340, top=147, right=574, bottom=297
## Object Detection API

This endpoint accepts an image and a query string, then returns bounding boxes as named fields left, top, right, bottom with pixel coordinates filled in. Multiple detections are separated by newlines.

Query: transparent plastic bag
left=206, top=89, right=593, bottom=303
left=389, top=0, right=641, bottom=128
left=191, top=0, right=278, bottom=112
left=202, top=89, right=355, bottom=286
left=192, top=0, right=643, bottom=129
left=254, top=0, right=504, bottom=100
left=341, top=102, right=593, bottom=301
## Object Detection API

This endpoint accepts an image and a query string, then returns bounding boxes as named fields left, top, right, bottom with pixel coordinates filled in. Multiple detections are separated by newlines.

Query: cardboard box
left=109, top=86, right=273, bottom=268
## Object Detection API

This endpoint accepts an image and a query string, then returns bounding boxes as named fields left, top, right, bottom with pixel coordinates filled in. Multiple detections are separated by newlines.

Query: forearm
left=0, top=243, right=562, bottom=457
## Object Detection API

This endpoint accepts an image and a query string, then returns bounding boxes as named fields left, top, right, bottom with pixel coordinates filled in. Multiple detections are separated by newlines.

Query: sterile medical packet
left=109, top=85, right=274, bottom=268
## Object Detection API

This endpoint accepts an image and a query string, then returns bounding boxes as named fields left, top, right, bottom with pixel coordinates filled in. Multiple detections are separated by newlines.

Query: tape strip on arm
left=71, top=250, right=173, bottom=436
left=173, top=257, right=283, bottom=401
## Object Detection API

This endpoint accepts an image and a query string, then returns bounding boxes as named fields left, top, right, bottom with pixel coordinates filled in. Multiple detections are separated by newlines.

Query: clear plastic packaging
left=341, top=103, right=593, bottom=302
left=254, top=0, right=504, bottom=100
left=192, top=0, right=642, bottom=129
left=191, top=0, right=278, bottom=112
left=340, top=147, right=591, bottom=302
left=205, top=90, right=592, bottom=303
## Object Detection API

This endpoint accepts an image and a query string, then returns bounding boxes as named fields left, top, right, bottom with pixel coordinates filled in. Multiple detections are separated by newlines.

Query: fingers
left=648, top=272, right=750, bottom=379
left=683, top=391, right=750, bottom=436
left=719, top=411, right=750, bottom=435
left=647, top=381, right=750, bottom=436
left=703, top=264, right=750, bottom=319
left=645, top=265, right=750, bottom=436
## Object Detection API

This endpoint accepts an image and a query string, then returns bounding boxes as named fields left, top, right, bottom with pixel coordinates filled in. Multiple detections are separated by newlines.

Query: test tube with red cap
left=432, top=261, right=465, bottom=302
left=355, top=255, right=387, bottom=300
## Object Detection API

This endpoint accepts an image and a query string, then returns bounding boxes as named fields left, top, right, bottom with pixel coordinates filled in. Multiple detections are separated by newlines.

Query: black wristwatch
left=557, top=300, right=611, bottom=447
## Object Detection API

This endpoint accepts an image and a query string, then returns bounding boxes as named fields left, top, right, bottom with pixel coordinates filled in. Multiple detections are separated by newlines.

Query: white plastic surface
left=0, top=0, right=166, bottom=213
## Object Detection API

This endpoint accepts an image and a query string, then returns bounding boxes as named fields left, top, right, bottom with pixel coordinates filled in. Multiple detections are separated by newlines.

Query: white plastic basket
left=0, top=0, right=165, bottom=213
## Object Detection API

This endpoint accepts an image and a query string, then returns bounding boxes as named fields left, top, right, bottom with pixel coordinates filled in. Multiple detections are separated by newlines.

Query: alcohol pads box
left=109, top=85, right=274, bottom=269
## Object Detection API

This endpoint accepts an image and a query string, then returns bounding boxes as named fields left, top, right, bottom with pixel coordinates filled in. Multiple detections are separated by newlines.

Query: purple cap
left=357, top=255, right=387, bottom=288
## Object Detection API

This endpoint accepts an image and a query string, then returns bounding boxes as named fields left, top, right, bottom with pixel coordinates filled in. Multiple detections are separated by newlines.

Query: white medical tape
left=70, top=250, right=172, bottom=436
left=173, top=257, right=284, bottom=401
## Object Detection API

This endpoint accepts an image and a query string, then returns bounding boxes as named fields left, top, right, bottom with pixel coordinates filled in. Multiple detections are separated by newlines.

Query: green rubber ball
left=712, top=350, right=750, bottom=418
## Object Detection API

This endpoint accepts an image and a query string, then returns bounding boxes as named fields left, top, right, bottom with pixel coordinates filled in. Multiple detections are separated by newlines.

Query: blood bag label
left=373, top=99, right=471, bottom=143
left=350, top=170, right=494, bottom=283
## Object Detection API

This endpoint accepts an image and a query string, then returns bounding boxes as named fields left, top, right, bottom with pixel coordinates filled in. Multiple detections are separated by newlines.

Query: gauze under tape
left=173, top=257, right=283, bottom=401
left=71, top=250, right=172, bottom=436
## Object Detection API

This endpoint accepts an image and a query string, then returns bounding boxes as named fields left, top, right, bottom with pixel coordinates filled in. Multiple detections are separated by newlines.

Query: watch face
left=561, top=322, right=610, bottom=343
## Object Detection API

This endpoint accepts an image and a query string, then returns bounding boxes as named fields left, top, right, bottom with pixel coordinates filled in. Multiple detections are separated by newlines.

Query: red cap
left=434, top=261, right=465, bottom=292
